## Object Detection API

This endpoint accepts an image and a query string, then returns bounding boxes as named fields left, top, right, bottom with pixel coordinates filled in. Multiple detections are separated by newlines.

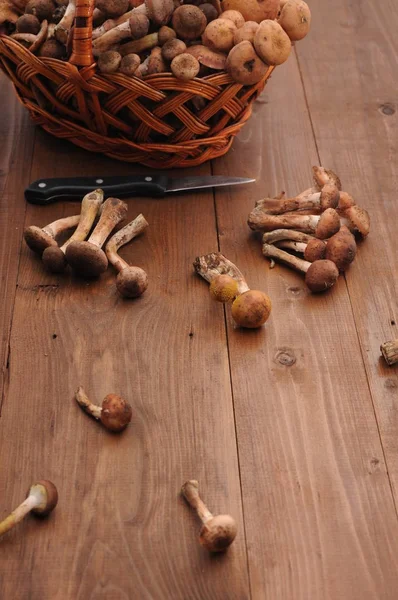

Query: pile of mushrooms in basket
left=249, top=166, right=370, bottom=293
left=0, top=0, right=311, bottom=82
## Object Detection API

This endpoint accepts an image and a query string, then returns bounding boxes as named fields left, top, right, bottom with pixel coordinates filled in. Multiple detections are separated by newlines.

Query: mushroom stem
left=54, top=0, right=75, bottom=44
left=92, top=9, right=134, bottom=39
left=119, top=31, right=158, bottom=55
left=193, top=252, right=249, bottom=294
left=262, top=229, right=316, bottom=244
left=12, top=18, right=48, bottom=52
left=248, top=207, right=341, bottom=239
left=24, top=214, right=80, bottom=255
left=0, top=481, right=58, bottom=538
left=380, top=340, right=398, bottom=366
left=181, top=480, right=213, bottom=523
left=262, top=242, right=311, bottom=273
left=92, top=13, right=149, bottom=54
left=75, top=386, right=102, bottom=419
left=255, top=183, right=340, bottom=215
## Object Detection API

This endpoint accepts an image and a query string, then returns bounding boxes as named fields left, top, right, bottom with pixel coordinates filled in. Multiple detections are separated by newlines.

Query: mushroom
left=233, top=20, right=258, bottom=44
left=255, top=183, right=340, bottom=215
left=380, top=340, right=398, bottom=367
left=119, top=32, right=159, bottom=55
left=254, top=19, right=291, bottom=66
left=157, top=24, right=176, bottom=44
left=92, top=9, right=135, bottom=41
left=172, top=5, right=207, bottom=40
left=262, top=243, right=339, bottom=292
left=198, top=3, right=218, bottom=23
left=221, top=0, right=279, bottom=22
left=147, top=45, right=168, bottom=73
left=25, top=0, right=55, bottom=21
left=271, top=232, right=327, bottom=262
left=194, top=252, right=271, bottom=328
left=0, top=481, right=58, bottom=538
left=42, top=189, right=104, bottom=273
left=12, top=18, right=48, bottom=52
left=16, top=13, right=40, bottom=33
left=105, top=213, right=149, bottom=298
left=92, top=13, right=149, bottom=54
left=226, top=40, right=268, bottom=85
left=171, top=52, right=200, bottom=80
left=131, top=0, right=174, bottom=26
left=75, top=387, right=132, bottom=432
left=325, top=225, right=357, bottom=272
left=219, top=9, right=244, bottom=28
left=248, top=207, right=341, bottom=239
left=337, top=191, right=356, bottom=213
left=24, top=214, right=80, bottom=255
left=202, top=18, right=236, bottom=53
left=185, top=44, right=226, bottom=70
left=162, top=38, right=187, bottom=61
left=181, top=480, right=237, bottom=552
left=54, top=0, right=74, bottom=43
left=38, top=37, right=66, bottom=58
left=97, top=50, right=122, bottom=73
left=65, top=197, right=128, bottom=277
left=119, top=52, right=141, bottom=75
left=312, top=166, right=342, bottom=191
left=339, top=204, right=370, bottom=238
left=96, top=0, right=129, bottom=18
left=209, top=274, right=240, bottom=302
left=278, top=0, right=311, bottom=41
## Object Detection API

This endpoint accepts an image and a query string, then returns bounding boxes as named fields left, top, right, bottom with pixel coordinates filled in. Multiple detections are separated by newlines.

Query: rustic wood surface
left=0, top=1, right=397, bottom=597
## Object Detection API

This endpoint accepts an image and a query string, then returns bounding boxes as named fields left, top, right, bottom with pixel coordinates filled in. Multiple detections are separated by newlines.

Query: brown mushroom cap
left=24, top=226, right=58, bottom=255
left=199, top=514, right=238, bottom=552
left=312, top=166, right=342, bottom=191
left=65, top=241, right=108, bottom=277
left=129, top=13, right=150, bottom=40
left=38, top=38, right=66, bottom=59
left=116, top=267, right=149, bottom=298
left=185, top=44, right=226, bottom=69
left=343, top=205, right=370, bottom=237
left=120, top=53, right=141, bottom=75
left=97, top=50, right=122, bottom=74
left=221, top=0, right=279, bottom=22
left=254, top=19, right=292, bottom=66
left=314, top=208, right=341, bottom=239
left=325, top=228, right=357, bottom=272
left=162, top=38, right=187, bottom=61
left=304, top=238, right=326, bottom=262
left=209, top=274, right=240, bottom=303
left=100, top=394, right=132, bottom=432
left=219, top=9, right=245, bottom=28
left=231, top=290, right=272, bottom=328
left=199, top=3, right=218, bottom=23
left=96, top=0, right=129, bottom=18
left=158, top=24, right=176, bottom=45
left=42, top=245, right=67, bottom=273
left=25, top=0, right=55, bottom=22
left=278, top=0, right=311, bottom=41
left=171, top=52, right=200, bottom=80
left=147, top=46, right=167, bottom=74
left=30, top=480, right=59, bottom=516
left=338, top=191, right=355, bottom=212
left=145, top=0, right=175, bottom=26
left=16, top=13, right=40, bottom=33
left=226, top=40, right=268, bottom=85
left=320, top=183, right=340, bottom=211
left=172, top=5, right=207, bottom=40
left=233, top=20, right=259, bottom=45
left=305, top=259, right=339, bottom=293
left=202, top=18, right=237, bottom=53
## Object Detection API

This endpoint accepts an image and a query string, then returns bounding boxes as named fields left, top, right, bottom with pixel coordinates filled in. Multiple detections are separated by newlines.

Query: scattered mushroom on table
left=24, top=213, right=80, bottom=255
left=0, top=481, right=58, bottom=538
left=75, top=386, right=132, bottom=432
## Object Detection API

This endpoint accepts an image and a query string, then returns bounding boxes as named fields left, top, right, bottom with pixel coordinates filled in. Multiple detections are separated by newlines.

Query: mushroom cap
left=100, top=394, right=133, bottom=432
left=16, top=13, right=40, bottom=33
left=145, top=0, right=174, bottom=26
left=226, top=40, right=268, bottom=85
left=186, top=44, right=226, bottom=70
left=116, top=267, right=148, bottom=298
left=304, top=238, right=326, bottom=262
left=199, top=3, right=218, bottom=23
left=42, top=245, right=68, bottom=273
left=65, top=241, right=108, bottom=277
left=233, top=20, right=259, bottom=45
left=320, top=183, right=340, bottom=211
left=202, top=18, right=237, bottom=53
left=29, top=480, right=58, bottom=516
left=231, top=290, right=272, bottom=328
left=129, top=13, right=150, bottom=40
left=120, top=53, right=141, bottom=76
left=24, top=226, right=57, bottom=255
left=25, top=0, right=55, bottom=22
left=338, top=191, right=355, bottom=212
left=199, top=514, right=238, bottom=552
left=278, top=0, right=311, bottom=42
left=97, top=50, right=122, bottom=74
left=221, top=0, right=279, bottom=22
left=172, top=5, right=207, bottom=40
left=312, top=166, right=342, bottom=191
left=314, top=208, right=341, bottom=239
left=209, top=274, right=240, bottom=303
left=344, top=205, right=370, bottom=237
left=305, top=259, right=339, bottom=293
left=38, top=38, right=66, bottom=59
left=96, top=0, right=129, bottom=18
left=325, top=228, right=357, bottom=272
left=162, top=38, right=187, bottom=61
left=219, top=9, right=245, bottom=28
left=171, top=53, right=200, bottom=80
left=254, top=19, right=292, bottom=66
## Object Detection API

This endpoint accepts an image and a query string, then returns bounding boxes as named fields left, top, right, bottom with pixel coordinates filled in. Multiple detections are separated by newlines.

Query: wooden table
left=1, top=1, right=398, bottom=598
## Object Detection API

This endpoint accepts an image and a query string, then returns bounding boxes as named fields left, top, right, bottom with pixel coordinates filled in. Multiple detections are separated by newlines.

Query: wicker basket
left=0, top=0, right=274, bottom=168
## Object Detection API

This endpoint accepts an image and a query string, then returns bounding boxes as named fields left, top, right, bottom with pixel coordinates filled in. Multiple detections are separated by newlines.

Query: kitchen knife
left=25, top=175, right=255, bottom=205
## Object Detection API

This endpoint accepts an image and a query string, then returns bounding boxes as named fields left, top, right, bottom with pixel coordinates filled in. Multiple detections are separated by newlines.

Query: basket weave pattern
left=0, top=1, right=274, bottom=168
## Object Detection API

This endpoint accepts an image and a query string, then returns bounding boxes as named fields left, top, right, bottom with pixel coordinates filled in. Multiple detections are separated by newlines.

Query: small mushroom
left=202, top=18, right=236, bottom=53
left=233, top=20, right=258, bottom=44
left=248, top=207, right=341, bottom=239
left=119, top=52, right=141, bottom=75
left=25, top=0, right=55, bottom=21
left=162, top=38, right=187, bottom=61
left=172, top=5, right=207, bottom=40
left=226, top=40, right=268, bottom=85
left=0, top=481, right=58, bottom=538
left=96, top=0, right=129, bottom=18
left=221, top=0, right=279, bottom=22
left=380, top=339, right=398, bottom=367
left=255, top=183, right=340, bottom=215
left=92, top=9, right=134, bottom=41
left=105, top=213, right=149, bottom=298
left=16, top=13, right=40, bottom=33
left=54, top=0, right=74, bottom=43
left=65, top=197, right=128, bottom=277
left=339, top=204, right=370, bottom=238
left=337, top=191, right=356, bottom=213
left=198, top=3, right=218, bottom=23
left=24, top=214, right=80, bottom=255
left=209, top=274, right=240, bottom=303
left=181, top=480, right=237, bottom=552
left=325, top=225, right=357, bottom=272
left=185, top=44, right=226, bottom=70
left=270, top=231, right=327, bottom=262
left=119, top=32, right=159, bottom=55
left=12, top=18, right=48, bottom=52
left=75, top=386, right=132, bottom=432
left=157, top=24, right=176, bottom=44
left=171, top=52, right=200, bottom=80
left=147, top=45, right=168, bottom=73
left=312, top=166, right=342, bottom=191
left=219, top=9, right=244, bottom=28
left=42, top=189, right=104, bottom=273
left=262, top=243, right=339, bottom=293
left=38, top=37, right=66, bottom=58
left=92, top=13, right=149, bottom=54
left=132, top=0, right=174, bottom=26
left=254, top=19, right=291, bottom=66
left=97, top=50, right=122, bottom=73
left=278, top=0, right=311, bottom=42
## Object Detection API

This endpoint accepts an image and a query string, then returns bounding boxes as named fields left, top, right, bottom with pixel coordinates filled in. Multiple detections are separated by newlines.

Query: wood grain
left=213, top=55, right=398, bottom=599
left=0, top=130, right=249, bottom=599
left=0, top=75, right=35, bottom=411
left=295, top=0, right=398, bottom=503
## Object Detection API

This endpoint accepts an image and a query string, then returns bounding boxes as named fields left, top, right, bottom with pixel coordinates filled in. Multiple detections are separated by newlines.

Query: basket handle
left=69, top=0, right=95, bottom=67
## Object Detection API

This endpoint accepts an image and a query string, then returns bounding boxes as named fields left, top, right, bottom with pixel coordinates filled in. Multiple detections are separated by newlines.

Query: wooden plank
left=0, top=74, right=35, bottom=411
left=295, top=0, right=398, bottom=502
left=212, top=56, right=398, bottom=598
left=0, top=127, right=250, bottom=599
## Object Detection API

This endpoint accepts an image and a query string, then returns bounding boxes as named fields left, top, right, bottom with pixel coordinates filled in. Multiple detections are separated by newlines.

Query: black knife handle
left=25, top=175, right=169, bottom=204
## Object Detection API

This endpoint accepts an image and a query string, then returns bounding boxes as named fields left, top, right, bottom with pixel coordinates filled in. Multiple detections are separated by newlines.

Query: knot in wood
left=379, top=103, right=395, bottom=116
left=274, top=349, right=296, bottom=367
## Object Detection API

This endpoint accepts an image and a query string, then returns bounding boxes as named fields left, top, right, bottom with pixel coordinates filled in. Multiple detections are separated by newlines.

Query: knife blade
left=24, top=175, right=255, bottom=205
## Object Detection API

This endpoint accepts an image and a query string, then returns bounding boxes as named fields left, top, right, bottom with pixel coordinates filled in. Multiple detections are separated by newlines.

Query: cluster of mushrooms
left=0, top=0, right=311, bottom=84
left=248, top=166, right=371, bottom=293
left=23, top=190, right=149, bottom=298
